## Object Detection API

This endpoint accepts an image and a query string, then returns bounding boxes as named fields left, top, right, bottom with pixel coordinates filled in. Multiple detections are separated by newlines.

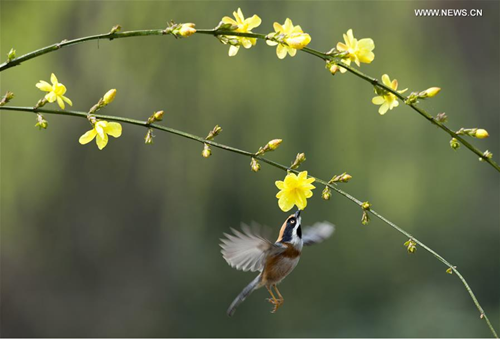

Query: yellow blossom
left=79, top=120, right=122, bottom=150
left=336, top=29, right=375, bottom=73
left=275, top=171, right=316, bottom=212
left=266, top=18, right=311, bottom=59
left=221, top=8, right=261, bottom=56
left=372, top=74, right=407, bottom=115
left=36, top=73, right=73, bottom=109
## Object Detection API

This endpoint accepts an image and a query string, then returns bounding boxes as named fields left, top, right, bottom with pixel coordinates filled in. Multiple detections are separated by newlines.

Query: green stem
left=1, top=27, right=497, bottom=172
left=0, top=105, right=497, bottom=338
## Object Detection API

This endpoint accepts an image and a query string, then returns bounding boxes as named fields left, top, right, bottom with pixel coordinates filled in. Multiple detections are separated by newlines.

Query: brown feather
left=276, top=214, right=295, bottom=242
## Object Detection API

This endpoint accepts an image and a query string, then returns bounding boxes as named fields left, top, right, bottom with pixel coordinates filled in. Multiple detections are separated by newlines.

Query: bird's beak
left=295, top=210, right=301, bottom=218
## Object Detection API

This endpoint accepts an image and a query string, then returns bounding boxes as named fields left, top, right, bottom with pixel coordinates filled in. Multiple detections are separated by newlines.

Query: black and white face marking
left=279, top=214, right=302, bottom=244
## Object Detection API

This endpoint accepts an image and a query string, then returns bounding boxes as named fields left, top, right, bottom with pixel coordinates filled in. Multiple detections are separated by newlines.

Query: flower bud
left=34, top=98, right=47, bottom=109
left=35, top=113, right=48, bottom=130
left=404, top=239, right=417, bottom=254
left=110, top=25, right=121, bottom=34
left=479, top=150, right=492, bottom=162
left=435, top=112, right=448, bottom=123
left=153, top=110, right=164, bottom=121
left=7, top=48, right=16, bottom=62
left=206, top=125, right=222, bottom=140
left=250, top=157, right=260, bottom=172
left=361, top=201, right=371, bottom=210
left=475, top=129, right=489, bottom=139
left=256, top=139, right=283, bottom=156
left=450, top=138, right=460, bottom=151
left=423, top=87, right=441, bottom=98
left=202, top=143, right=211, bottom=158
left=103, top=89, right=117, bottom=105
left=339, top=173, right=352, bottom=182
left=329, top=64, right=339, bottom=75
left=267, top=139, right=282, bottom=150
left=0, top=91, right=14, bottom=106
left=322, top=186, right=331, bottom=200
left=179, top=23, right=196, bottom=37
left=290, top=152, right=306, bottom=170
left=144, top=129, right=154, bottom=144
left=361, top=211, right=370, bottom=225
left=285, top=33, right=311, bottom=49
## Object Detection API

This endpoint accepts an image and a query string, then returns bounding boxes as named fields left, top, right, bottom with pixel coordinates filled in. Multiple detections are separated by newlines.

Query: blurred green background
left=1, top=1, right=499, bottom=337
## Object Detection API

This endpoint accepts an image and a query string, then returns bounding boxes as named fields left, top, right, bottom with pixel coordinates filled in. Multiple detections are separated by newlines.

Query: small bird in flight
left=220, top=210, right=334, bottom=316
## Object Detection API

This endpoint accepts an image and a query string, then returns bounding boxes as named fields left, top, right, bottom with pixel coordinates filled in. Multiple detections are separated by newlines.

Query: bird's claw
left=266, top=298, right=283, bottom=313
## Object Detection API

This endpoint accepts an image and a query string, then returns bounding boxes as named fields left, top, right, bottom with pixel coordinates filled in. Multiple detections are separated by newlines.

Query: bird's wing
left=220, top=223, right=279, bottom=272
left=302, top=222, right=335, bottom=246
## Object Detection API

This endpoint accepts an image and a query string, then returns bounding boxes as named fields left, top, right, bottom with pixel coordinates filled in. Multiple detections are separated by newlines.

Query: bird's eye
left=290, top=218, right=296, bottom=224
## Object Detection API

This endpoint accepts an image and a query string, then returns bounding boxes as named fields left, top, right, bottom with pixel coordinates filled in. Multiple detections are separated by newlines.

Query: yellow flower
left=266, top=18, right=311, bottom=59
left=221, top=8, right=261, bottom=56
left=36, top=73, right=73, bottom=109
left=275, top=171, right=316, bottom=212
left=336, top=29, right=375, bottom=73
left=372, top=74, right=407, bottom=115
left=79, top=120, right=122, bottom=150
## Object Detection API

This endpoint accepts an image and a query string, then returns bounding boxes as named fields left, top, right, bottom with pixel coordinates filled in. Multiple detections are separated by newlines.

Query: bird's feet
left=266, top=298, right=284, bottom=313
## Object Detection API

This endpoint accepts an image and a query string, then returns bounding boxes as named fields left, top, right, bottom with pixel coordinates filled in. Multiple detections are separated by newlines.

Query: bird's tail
left=227, top=274, right=262, bottom=317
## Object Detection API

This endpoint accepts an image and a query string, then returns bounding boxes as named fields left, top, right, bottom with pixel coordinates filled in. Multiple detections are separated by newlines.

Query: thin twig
left=0, top=105, right=497, bottom=338
left=1, top=27, right=497, bottom=172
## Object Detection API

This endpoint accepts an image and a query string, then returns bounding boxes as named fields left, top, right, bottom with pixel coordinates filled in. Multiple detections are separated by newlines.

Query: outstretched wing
left=302, top=222, right=335, bottom=246
left=220, top=223, right=276, bottom=272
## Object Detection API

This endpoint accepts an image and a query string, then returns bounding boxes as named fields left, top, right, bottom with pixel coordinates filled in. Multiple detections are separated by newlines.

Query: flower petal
left=96, top=132, right=109, bottom=150
left=287, top=46, right=297, bottom=57
left=379, top=102, right=389, bottom=115
left=382, top=74, right=391, bottom=87
left=62, top=96, right=73, bottom=106
left=222, top=17, right=237, bottom=25
left=50, top=73, right=58, bottom=85
left=372, top=96, right=385, bottom=105
left=273, top=22, right=283, bottom=33
left=278, top=195, right=294, bottom=212
left=275, top=180, right=285, bottom=190
left=56, top=96, right=65, bottom=109
left=45, top=92, right=57, bottom=103
left=295, top=190, right=307, bottom=210
left=358, top=51, right=374, bottom=64
left=246, top=15, right=261, bottom=30
left=284, top=173, right=297, bottom=186
left=276, top=44, right=287, bottom=59
left=36, top=80, right=52, bottom=92
left=266, top=40, right=278, bottom=46
left=105, top=122, right=122, bottom=138
left=357, top=38, right=374, bottom=51
left=95, top=122, right=107, bottom=140
left=241, top=38, right=252, bottom=49
left=228, top=45, right=239, bottom=57
left=283, top=18, right=293, bottom=32
left=336, top=42, right=348, bottom=51
left=79, top=129, right=97, bottom=145
left=297, top=171, right=307, bottom=180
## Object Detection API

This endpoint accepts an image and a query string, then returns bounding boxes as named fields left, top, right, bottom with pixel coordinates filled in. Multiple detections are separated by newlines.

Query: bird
left=220, top=210, right=334, bottom=316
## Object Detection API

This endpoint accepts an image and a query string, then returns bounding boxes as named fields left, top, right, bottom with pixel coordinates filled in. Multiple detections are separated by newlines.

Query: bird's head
left=276, top=209, right=302, bottom=245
